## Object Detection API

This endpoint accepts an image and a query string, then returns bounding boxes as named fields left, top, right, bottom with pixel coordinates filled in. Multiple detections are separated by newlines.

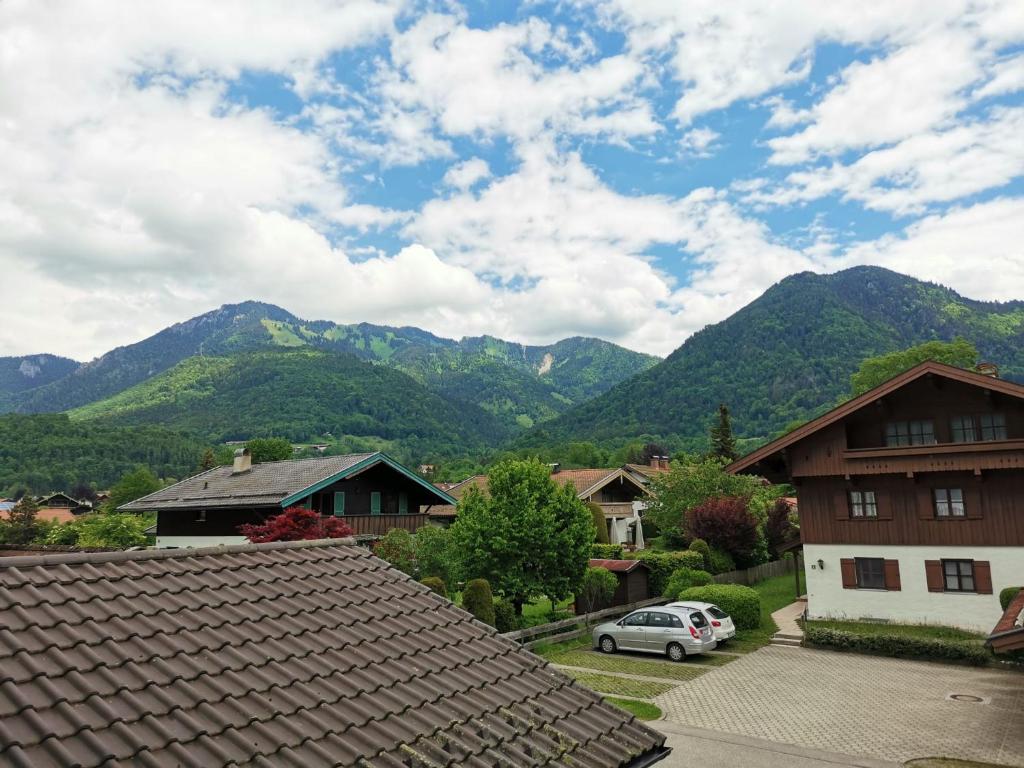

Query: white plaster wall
left=804, top=543, right=1023, bottom=632
left=156, top=535, right=248, bottom=549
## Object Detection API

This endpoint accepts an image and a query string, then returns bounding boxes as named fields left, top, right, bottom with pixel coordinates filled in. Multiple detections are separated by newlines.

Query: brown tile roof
left=589, top=559, right=648, bottom=574
left=624, top=464, right=669, bottom=478
left=987, top=589, right=1024, bottom=653
left=0, top=507, right=77, bottom=524
left=0, top=539, right=668, bottom=767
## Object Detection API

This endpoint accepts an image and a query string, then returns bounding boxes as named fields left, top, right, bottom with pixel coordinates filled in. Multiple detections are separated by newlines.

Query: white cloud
left=443, top=158, right=492, bottom=190
left=679, top=128, right=721, bottom=158
left=976, top=53, right=1024, bottom=99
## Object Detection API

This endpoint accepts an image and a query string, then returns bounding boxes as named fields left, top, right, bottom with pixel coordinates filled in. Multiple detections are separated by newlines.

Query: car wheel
left=666, top=642, right=686, bottom=662
left=599, top=635, right=617, bottom=654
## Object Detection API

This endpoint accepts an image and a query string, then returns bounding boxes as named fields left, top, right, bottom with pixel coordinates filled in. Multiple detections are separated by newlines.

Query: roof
left=727, top=361, right=1024, bottom=476
left=120, top=452, right=456, bottom=512
left=0, top=539, right=668, bottom=767
left=589, top=559, right=649, bottom=574
left=987, top=589, right=1024, bottom=653
left=624, top=464, right=669, bottom=479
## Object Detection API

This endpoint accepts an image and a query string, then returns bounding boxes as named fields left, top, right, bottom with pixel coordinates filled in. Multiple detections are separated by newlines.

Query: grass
left=565, top=671, right=675, bottom=698
left=540, top=648, right=720, bottom=681
left=521, top=596, right=573, bottom=628
left=804, top=619, right=985, bottom=643
left=728, top=570, right=805, bottom=650
left=603, top=697, right=662, bottom=721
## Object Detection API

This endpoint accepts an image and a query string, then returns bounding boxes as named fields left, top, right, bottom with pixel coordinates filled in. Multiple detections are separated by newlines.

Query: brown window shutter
left=916, top=487, right=935, bottom=520
left=965, top=485, right=983, bottom=520
left=925, top=560, right=944, bottom=592
left=834, top=490, right=850, bottom=520
left=973, top=561, right=993, bottom=594
left=883, top=560, right=901, bottom=591
left=875, top=491, right=893, bottom=521
left=840, top=558, right=857, bottom=589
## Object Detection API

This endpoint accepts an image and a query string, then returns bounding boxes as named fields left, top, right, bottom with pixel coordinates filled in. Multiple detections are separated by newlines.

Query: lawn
left=521, top=596, right=573, bottom=627
left=540, top=647, right=723, bottom=680
left=804, top=619, right=985, bottom=643
left=728, top=570, right=804, bottom=650
left=564, top=671, right=675, bottom=698
left=603, top=697, right=662, bottom=721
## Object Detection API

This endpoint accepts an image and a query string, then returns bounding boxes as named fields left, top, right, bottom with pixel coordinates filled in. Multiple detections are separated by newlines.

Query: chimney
left=548, top=463, right=561, bottom=474
left=660, top=456, right=671, bottom=470
left=975, top=362, right=999, bottom=378
left=649, top=456, right=660, bottom=469
left=232, top=447, right=252, bottom=474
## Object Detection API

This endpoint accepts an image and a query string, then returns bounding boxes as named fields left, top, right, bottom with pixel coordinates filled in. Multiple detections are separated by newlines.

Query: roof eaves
left=578, top=468, right=648, bottom=499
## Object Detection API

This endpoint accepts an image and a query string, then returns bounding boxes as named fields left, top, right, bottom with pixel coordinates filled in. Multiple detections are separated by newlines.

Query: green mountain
left=69, top=348, right=508, bottom=458
left=9, top=302, right=657, bottom=432
left=519, top=266, right=1024, bottom=452
left=0, top=354, right=79, bottom=407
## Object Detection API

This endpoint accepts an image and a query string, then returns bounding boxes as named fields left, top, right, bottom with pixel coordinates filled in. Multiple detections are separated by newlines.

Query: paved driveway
left=655, top=646, right=1024, bottom=766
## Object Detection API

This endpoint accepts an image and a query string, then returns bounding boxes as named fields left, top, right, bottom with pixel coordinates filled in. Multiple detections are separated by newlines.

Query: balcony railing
left=339, top=514, right=429, bottom=537
left=843, top=438, right=1024, bottom=459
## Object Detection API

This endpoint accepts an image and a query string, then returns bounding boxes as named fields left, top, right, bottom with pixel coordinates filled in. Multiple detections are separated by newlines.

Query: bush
left=663, top=568, right=714, bottom=598
left=708, top=547, right=736, bottom=575
left=493, top=598, right=521, bottom=633
left=591, top=543, right=624, bottom=559
left=420, top=576, right=447, bottom=597
left=589, top=502, right=610, bottom=544
left=1000, top=586, right=1022, bottom=611
left=373, top=528, right=417, bottom=575
left=765, top=498, right=797, bottom=559
left=687, top=495, right=760, bottom=566
left=414, top=525, right=451, bottom=584
left=804, top=627, right=990, bottom=666
left=630, top=551, right=704, bottom=596
left=463, top=578, right=496, bottom=626
left=578, top=567, right=619, bottom=614
left=677, top=584, right=760, bottom=630
left=239, top=506, right=353, bottom=543
left=688, top=538, right=711, bottom=571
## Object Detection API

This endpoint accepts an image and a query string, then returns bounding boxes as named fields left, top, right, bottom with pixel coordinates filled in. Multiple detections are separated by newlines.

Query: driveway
left=654, top=645, right=1024, bottom=767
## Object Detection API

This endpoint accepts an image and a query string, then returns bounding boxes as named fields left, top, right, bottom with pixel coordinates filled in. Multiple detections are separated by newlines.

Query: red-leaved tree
left=765, top=497, right=798, bottom=559
left=686, top=495, right=758, bottom=563
left=238, top=506, right=353, bottom=543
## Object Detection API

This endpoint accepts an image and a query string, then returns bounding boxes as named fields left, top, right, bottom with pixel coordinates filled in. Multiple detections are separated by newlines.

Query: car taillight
left=689, top=626, right=699, bottom=639
left=711, top=620, right=721, bottom=627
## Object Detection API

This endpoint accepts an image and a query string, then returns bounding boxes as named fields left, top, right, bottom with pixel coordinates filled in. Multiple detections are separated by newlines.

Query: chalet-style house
left=431, top=464, right=653, bottom=548
left=728, top=361, right=1024, bottom=632
left=121, top=450, right=456, bottom=548
left=0, top=539, right=669, bottom=766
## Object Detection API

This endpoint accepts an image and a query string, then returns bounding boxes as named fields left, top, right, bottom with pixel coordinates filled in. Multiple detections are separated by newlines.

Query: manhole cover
left=947, top=693, right=986, bottom=703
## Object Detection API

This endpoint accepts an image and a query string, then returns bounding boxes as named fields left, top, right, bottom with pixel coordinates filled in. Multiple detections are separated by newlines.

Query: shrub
left=765, top=497, right=797, bottom=559
left=1000, top=586, right=1022, bottom=611
left=372, top=528, right=417, bottom=575
left=804, top=627, right=990, bottom=666
left=493, top=598, right=521, bottom=633
left=578, top=567, right=618, bottom=614
left=414, top=525, right=451, bottom=584
left=463, top=578, right=496, bottom=626
left=3, top=497, right=39, bottom=546
left=663, top=568, right=714, bottom=598
left=677, top=584, right=760, bottom=630
left=420, top=576, right=447, bottom=597
left=631, top=551, right=704, bottom=596
left=687, top=496, right=760, bottom=565
left=688, top=538, right=711, bottom=571
left=708, top=547, right=736, bottom=575
left=589, top=502, right=610, bottom=544
left=71, top=513, right=149, bottom=549
left=238, top=506, right=353, bottom=543
left=591, top=543, right=624, bottom=559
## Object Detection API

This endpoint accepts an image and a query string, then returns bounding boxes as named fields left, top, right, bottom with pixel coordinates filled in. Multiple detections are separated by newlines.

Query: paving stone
left=655, top=645, right=1024, bottom=767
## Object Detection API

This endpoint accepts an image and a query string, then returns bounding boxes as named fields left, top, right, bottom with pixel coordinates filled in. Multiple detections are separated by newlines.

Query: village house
left=728, top=361, right=1024, bottom=632
left=120, top=450, right=455, bottom=547
left=0, top=539, right=669, bottom=766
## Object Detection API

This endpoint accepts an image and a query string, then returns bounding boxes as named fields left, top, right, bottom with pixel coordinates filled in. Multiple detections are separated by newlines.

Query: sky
left=2, top=1, right=1023, bottom=360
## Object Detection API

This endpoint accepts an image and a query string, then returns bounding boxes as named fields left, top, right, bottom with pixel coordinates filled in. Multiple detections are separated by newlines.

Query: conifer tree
left=709, top=404, right=738, bottom=462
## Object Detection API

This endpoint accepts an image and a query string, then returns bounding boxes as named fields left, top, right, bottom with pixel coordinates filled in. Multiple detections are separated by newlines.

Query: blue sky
left=2, top=0, right=1023, bottom=359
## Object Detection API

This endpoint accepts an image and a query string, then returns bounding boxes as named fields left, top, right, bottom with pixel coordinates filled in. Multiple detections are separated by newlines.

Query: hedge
left=663, top=567, right=714, bottom=598
left=708, top=547, right=736, bottom=575
left=629, top=550, right=704, bottom=595
left=420, top=576, right=447, bottom=597
left=677, top=584, right=760, bottom=630
left=493, top=598, right=521, bottom=633
left=1000, top=586, right=1022, bottom=611
left=688, top=539, right=711, bottom=571
left=591, top=543, right=624, bottom=559
left=805, top=627, right=990, bottom=666
left=463, top=579, right=496, bottom=626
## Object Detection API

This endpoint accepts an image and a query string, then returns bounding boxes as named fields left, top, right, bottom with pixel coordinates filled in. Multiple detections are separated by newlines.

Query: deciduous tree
left=245, top=437, right=294, bottom=464
left=851, top=338, right=977, bottom=395
left=578, top=567, right=617, bottom=614
left=105, top=467, right=161, bottom=511
left=238, top=506, right=353, bottom=542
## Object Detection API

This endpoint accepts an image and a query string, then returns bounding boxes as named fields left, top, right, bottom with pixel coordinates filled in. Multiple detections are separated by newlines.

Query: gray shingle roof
left=120, top=452, right=446, bottom=512
left=0, top=539, right=668, bottom=767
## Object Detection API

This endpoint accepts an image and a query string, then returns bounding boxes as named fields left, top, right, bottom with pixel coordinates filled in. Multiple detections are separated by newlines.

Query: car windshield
left=706, top=606, right=729, bottom=620
left=688, top=612, right=708, bottom=628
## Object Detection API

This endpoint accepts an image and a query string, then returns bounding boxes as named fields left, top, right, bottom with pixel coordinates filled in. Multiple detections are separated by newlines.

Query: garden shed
left=577, top=558, right=651, bottom=613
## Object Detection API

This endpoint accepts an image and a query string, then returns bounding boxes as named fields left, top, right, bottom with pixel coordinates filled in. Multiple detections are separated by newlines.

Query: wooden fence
left=713, top=557, right=794, bottom=585
left=500, top=597, right=668, bottom=650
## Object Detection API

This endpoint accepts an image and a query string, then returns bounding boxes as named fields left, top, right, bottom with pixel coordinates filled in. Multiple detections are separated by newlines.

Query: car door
left=643, top=611, right=675, bottom=652
left=616, top=611, right=648, bottom=651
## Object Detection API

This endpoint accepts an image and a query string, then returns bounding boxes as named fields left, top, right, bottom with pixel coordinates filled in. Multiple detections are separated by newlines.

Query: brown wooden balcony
left=340, top=513, right=429, bottom=537
left=841, top=439, right=1024, bottom=475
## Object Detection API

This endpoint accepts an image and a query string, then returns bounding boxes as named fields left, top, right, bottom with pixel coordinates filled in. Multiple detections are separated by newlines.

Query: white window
left=849, top=490, right=878, bottom=518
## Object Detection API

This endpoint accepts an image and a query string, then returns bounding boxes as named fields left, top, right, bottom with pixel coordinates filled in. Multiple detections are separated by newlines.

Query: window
left=622, top=612, right=647, bottom=627
left=333, top=491, right=345, bottom=517
left=943, top=560, right=975, bottom=592
left=398, top=492, right=408, bottom=515
left=855, top=557, right=886, bottom=589
left=980, top=413, right=1007, bottom=441
left=950, top=415, right=977, bottom=443
left=370, top=491, right=382, bottom=516
left=194, top=510, right=206, bottom=523
left=849, top=490, right=878, bottom=518
left=705, top=606, right=729, bottom=620
left=886, top=420, right=935, bottom=446
left=933, top=488, right=965, bottom=518
left=646, top=612, right=671, bottom=628
left=668, top=615, right=685, bottom=628
left=688, top=612, right=709, bottom=629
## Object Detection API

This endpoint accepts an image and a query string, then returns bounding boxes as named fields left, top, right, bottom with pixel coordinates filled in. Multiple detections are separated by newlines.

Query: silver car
left=592, top=607, right=717, bottom=662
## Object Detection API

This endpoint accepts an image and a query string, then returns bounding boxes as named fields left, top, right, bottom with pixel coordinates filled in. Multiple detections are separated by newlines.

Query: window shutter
left=973, top=561, right=993, bottom=594
left=370, top=491, right=381, bottom=516
left=398, top=492, right=408, bottom=515
left=965, top=485, right=983, bottom=520
left=333, top=492, right=345, bottom=516
left=883, top=560, right=901, bottom=591
left=875, top=491, right=893, bottom=521
left=840, top=558, right=857, bottom=589
left=924, top=560, right=944, bottom=592
left=834, top=490, right=849, bottom=520
left=916, top=487, right=934, bottom=520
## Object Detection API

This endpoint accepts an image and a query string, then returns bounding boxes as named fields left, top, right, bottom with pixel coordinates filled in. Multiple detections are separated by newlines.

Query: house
left=575, top=558, right=651, bottom=614
left=35, top=491, right=94, bottom=517
left=120, top=449, right=456, bottom=547
left=428, top=465, right=651, bottom=548
left=987, top=589, right=1024, bottom=653
left=0, top=539, right=669, bottom=767
left=728, top=360, right=1024, bottom=632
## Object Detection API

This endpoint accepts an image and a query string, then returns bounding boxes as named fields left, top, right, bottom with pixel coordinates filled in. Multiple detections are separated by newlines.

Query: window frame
left=622, top=612, right=647, bottom=627
left=949, top=415, right=977, bottom=443
left=854, top=557, right=886, bottom=590
left=370, top=491, right=382, bottom=516
left=933, top=488, right=965, bottom=518
left=848, top=490, right=878, bottom=519
left=941, top=559, right=975, bottom=593
left=885, top=419, right=936, bottom=447
left=979, top=413, right=1007, bottom=441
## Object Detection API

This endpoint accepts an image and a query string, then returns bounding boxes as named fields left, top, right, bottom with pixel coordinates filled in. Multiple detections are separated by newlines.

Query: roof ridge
left=0, top=537, right=357, bottom=569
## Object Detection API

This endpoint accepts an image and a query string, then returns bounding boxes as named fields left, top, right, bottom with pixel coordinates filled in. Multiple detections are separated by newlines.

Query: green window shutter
left=333, top=492, right=345, bottom=516
left=399, top=492, right=408, bottom=515
left=370, top=491, right=382, bottom=516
